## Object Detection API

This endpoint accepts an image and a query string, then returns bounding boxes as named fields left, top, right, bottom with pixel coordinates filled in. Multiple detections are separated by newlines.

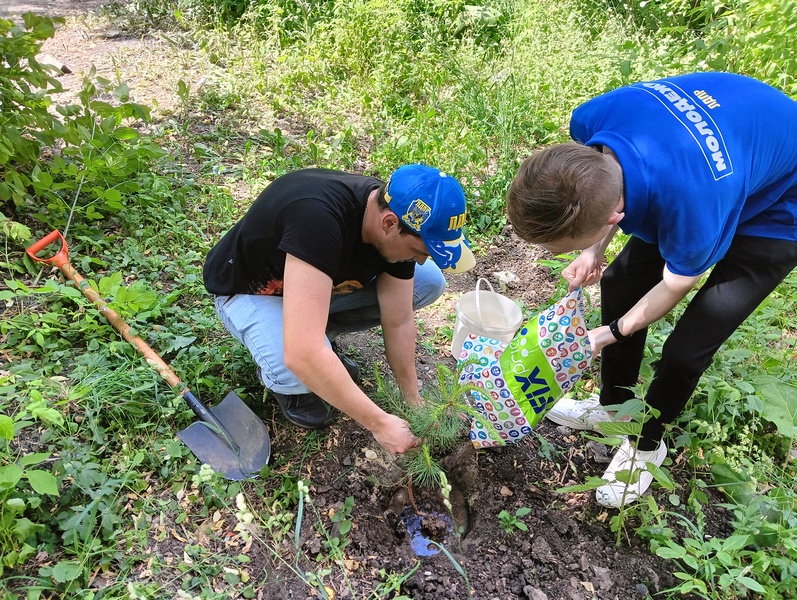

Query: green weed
left=498, top=506, right=531, bottom=533
left=556, top=392, right=676, bottom=545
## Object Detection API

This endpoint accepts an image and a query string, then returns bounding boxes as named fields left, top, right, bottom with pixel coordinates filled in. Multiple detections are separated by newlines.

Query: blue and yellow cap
left=385, top=164, right=476, bottom=273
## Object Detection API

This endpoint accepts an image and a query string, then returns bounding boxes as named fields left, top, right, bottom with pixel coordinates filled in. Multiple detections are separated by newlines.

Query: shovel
left=26, top=230, right=270, bottom=480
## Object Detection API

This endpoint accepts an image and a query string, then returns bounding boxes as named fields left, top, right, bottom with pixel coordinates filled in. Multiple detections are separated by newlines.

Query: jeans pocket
left=214, top=294, right=237, bottom=312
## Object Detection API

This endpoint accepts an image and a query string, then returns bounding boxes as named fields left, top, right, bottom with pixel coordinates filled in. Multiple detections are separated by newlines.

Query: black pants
left=599, top=235, right=797, bottom=450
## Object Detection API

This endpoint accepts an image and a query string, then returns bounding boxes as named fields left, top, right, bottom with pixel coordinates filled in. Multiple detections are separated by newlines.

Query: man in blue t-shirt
left=507, top=72, right=797, bottom=507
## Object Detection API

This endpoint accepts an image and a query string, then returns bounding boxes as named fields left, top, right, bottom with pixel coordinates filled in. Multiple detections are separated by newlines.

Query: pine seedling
left=374, top=362, right=484, bottom=490
left=405, top=444, right=444, bottom=489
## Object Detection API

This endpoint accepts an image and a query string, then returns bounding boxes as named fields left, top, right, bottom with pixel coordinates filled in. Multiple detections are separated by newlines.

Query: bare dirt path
left=1, top=0, right=107, bottom=19
left=7, top=0, right=191, bottom=116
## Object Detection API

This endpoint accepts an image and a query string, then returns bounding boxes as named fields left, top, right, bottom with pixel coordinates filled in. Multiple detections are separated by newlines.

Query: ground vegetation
left=1, top=1, right=796, bottom=598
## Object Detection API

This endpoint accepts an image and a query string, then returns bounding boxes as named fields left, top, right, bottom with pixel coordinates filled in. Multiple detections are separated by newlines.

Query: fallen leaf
left=500, top=486, right=513, bottom=497
left=344, top=559, right=359, bottom=571
left=171, top=529, right=188, bottom=543
left=211, top=517, right=225, bottom=531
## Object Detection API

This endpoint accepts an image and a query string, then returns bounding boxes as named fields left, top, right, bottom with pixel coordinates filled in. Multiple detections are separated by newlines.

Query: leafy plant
left=656, top=511, right=773, bottom=598
left=0, top=384, right=63, bottom=575
left=594, top=0, right=797, bottom=94
left=556, top=394, right=675, bottom=544
left=498, top=506, right=531, bottom=533
left=3, top=34, right=159, bottom=235
left=369, top=561, right=421, bottom=600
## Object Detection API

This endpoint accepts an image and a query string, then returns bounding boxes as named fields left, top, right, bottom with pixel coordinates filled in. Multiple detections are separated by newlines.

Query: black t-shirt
left=203, top=169, right=415, bottom=296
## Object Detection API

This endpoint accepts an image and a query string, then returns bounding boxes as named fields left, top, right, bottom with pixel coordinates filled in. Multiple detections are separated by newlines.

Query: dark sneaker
left=337, top=352, right=360, bottom=383
left=271, top=391, right=334, bottom=430
left=331, top=343, right=361, bottom=384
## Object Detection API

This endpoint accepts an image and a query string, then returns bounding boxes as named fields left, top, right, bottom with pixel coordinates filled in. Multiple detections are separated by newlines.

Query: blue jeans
left=213, top=260, right=446, bottom=395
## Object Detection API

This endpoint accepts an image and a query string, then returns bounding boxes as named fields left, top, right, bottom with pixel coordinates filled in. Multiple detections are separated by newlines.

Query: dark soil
left=114, top=236, right=734, bottom=599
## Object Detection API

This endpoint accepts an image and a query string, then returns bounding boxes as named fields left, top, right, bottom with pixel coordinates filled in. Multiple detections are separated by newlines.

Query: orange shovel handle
left=26, top=229, right=70, bottom=269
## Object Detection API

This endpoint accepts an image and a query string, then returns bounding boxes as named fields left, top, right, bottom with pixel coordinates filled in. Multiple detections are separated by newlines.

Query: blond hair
left=507, top=143, right=621, bottom=244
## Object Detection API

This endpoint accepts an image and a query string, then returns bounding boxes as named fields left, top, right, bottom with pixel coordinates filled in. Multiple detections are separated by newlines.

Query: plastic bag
left=457, top=289, right=593, bottom=448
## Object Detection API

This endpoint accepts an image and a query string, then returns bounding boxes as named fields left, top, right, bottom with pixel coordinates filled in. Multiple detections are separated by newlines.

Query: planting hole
left=400, top=506, right=456, bottom=556
left=389, top=477, right=470, bottom=556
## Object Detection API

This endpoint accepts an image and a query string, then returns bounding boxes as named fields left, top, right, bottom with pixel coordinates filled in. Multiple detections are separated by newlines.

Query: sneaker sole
left=544, top=411, right=598, bottom=431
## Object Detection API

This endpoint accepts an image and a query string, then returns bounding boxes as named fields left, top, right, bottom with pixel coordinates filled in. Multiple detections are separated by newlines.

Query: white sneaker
left=545, top=394, right=613, bottom=431
left=595, top=438, right=667, bottom=508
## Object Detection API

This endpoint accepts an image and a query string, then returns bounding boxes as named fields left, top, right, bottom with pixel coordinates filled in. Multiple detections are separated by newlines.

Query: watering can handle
left=474, top=277, right=494, bottom=326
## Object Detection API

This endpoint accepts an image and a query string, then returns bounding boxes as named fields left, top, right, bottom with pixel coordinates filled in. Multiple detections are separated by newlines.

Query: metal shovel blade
left=178, top=391, right=270, bottom=480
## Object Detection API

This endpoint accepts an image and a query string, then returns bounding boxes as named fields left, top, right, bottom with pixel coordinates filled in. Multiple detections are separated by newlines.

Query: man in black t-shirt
left=204, top=165, right=474, bottom=454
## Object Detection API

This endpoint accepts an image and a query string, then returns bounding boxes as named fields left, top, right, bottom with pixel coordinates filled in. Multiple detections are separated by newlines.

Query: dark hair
left=376, top=182, right=421, bottom=237
left=507, top=143, right=620, bottom=244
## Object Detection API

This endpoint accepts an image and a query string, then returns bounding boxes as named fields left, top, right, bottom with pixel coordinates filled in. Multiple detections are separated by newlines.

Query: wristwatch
left=608, top=318, right=632, bottom=343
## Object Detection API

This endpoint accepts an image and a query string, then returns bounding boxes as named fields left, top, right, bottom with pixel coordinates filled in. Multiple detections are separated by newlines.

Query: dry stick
left=34, top=172, right=88, bottom=288
left=559, top=446, right=576, bottom=486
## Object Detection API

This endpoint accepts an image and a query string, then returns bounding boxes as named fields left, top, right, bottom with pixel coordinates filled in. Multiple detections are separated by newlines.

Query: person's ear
left=607, top=211, right=625, bottom=225
left=381, top=211, right=400, bottom=234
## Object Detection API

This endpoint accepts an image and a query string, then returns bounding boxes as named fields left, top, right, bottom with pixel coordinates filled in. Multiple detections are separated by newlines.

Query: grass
left=1, top=0, right=796, bottom=598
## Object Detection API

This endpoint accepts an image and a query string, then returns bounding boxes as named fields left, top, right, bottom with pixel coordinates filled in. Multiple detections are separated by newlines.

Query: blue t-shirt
left=570, top=72, right=797, bottom=276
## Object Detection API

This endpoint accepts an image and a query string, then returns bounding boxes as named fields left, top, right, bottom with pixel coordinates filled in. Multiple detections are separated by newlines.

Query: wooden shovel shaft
left=27, top=230, right=243, bottom=454
left=27, top=231, right=182, bottom=388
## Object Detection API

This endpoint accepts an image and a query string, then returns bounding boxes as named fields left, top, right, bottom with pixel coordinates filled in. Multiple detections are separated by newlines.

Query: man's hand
left=587, top=325, right=615, bottom=356
left=371, top=413, right=420, bottom=455
left=563, top=248, right=604, bottom=292
left=405, top=392, right=424, bottom=407
left=586, top=266, right=705, bottom=356
left=560, top=223, right=620, bottom=292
